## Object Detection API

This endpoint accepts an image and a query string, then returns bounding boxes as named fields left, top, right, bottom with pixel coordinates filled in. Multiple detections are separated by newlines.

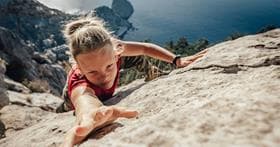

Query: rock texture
left=0, top=0, right=73, bottom=50
left=0, top=29, right=279, bottom=147
left=0, top=59, right=9, bottom=110
left=0, top=27, right=66, bottom=96
left=0, top=90, right=62, bottom=138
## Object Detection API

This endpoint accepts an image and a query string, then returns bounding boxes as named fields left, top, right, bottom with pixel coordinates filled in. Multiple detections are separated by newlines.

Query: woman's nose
left=99, top=72, right=109, bottom=81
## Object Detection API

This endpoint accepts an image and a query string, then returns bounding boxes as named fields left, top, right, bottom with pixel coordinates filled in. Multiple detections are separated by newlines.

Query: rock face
left=0, top=90, right=62, bottom=138
left=0, top=59, right=9, bottom=139
left=0, top=0, right=73, bottom=50
left=0, top=29, right=279, bottom=147
left=0, top=27, right=66, bottom=96
left=0, top=59, right=9, bottom=110
left=112, top=0, right=134, bottom=20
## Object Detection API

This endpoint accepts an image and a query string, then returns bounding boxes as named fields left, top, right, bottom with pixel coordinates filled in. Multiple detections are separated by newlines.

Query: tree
left=174, top=37, right=189, bottom=55
left=225, top=32, right=245, bottom=41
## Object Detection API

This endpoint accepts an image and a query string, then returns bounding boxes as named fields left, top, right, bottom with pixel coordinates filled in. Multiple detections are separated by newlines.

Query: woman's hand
left=60, top=106, right=138, bottom=147
left=176, top=49, right=208, bottom=68
left=75, top=106, right=138, bottom=136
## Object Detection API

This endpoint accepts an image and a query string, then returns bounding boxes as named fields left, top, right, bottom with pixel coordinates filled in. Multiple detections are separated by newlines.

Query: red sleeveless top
left=67, top=59, right=122, bottom=108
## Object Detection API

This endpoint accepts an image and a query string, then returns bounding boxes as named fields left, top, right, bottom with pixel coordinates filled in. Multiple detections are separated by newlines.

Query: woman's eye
left=107, top=64, right=114, bottom=69
left=88, top=71, right=97, bottom=75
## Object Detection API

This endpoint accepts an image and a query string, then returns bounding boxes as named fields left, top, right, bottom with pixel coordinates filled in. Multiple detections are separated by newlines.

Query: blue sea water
left=39, top=0, right=280, bottom=44
left=124, top=0, right=280, bottom=44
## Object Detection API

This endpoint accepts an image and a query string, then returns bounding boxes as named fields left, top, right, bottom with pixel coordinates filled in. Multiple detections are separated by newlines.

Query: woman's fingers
left=114, top=108, right=139, bottom=118
left=196, top=49, right=208, bottom=55
left=75, top=106, right=138, bottom=137
left=181, top=60, right=193, bottom=67
left=191, top=54, right=205, bottom=61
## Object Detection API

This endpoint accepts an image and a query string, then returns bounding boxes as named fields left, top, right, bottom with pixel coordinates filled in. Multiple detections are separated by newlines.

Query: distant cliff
left=0, top=0, right=134, bottom=51
left=112, top=0, right=134, bottom=20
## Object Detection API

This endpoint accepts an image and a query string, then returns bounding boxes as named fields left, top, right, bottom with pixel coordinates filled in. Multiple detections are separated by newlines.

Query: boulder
left=4, top=78, right=31, bottom=94
left=49, top=44, right=69, bottom=61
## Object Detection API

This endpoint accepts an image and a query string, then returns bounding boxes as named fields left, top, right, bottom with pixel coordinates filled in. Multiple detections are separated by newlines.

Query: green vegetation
left=224, top=32, right=246, bottom=41
left=119, top=37, right=209, bottom=86
left=225, top=25, right=278, bottom=41
left=257, top=25, right=277, bottom=34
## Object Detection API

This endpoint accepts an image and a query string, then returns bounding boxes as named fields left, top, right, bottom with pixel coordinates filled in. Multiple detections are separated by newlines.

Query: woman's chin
left=100, top=82, right=113, bottom=89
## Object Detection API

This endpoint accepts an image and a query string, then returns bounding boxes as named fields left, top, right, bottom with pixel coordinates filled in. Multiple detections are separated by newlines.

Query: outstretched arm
left=112, top=38, right=208, bottom=68
left=60, top=86, right=138, bottom=147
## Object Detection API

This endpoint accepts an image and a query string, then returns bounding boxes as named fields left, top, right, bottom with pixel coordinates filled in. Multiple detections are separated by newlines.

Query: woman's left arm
left=113, top=39, right=207, bottom=68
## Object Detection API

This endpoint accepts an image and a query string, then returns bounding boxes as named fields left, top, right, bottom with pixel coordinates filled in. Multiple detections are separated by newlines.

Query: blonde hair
left=63, top=17, right=112, bottom=59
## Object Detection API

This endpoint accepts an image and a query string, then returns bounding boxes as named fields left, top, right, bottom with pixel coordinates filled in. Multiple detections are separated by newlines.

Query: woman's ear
left=114, top=45, right=124, bottom=56
left=112, top=38, right=125, bottom=56
left=111, top=37, right=125, bottom=59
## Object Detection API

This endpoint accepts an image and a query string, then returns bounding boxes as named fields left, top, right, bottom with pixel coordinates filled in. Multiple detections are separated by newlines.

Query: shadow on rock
left=86, top=122, right=123, bottom=140
left=104, top=82, right=146, bottom=105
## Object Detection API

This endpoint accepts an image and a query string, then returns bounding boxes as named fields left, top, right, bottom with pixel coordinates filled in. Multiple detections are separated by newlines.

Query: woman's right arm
left=70, top=86, right=103, bottom=123
left=60, top=85, right=103, bottom=147
left=61, top=85, right=138, bottom=146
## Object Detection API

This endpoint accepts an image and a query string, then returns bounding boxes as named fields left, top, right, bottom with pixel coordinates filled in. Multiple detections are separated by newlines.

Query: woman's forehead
left=77, top=47, right=115, bottom=70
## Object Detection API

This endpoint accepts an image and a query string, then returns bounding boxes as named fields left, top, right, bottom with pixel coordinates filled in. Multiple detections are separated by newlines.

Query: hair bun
left=64, top=17, right=105, bottom=37
left=64, top=21, right=88, bottom=36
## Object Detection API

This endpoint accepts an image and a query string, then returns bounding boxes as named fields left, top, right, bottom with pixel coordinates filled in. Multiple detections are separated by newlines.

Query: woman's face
left=76, top=43, right=119, bottom=89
